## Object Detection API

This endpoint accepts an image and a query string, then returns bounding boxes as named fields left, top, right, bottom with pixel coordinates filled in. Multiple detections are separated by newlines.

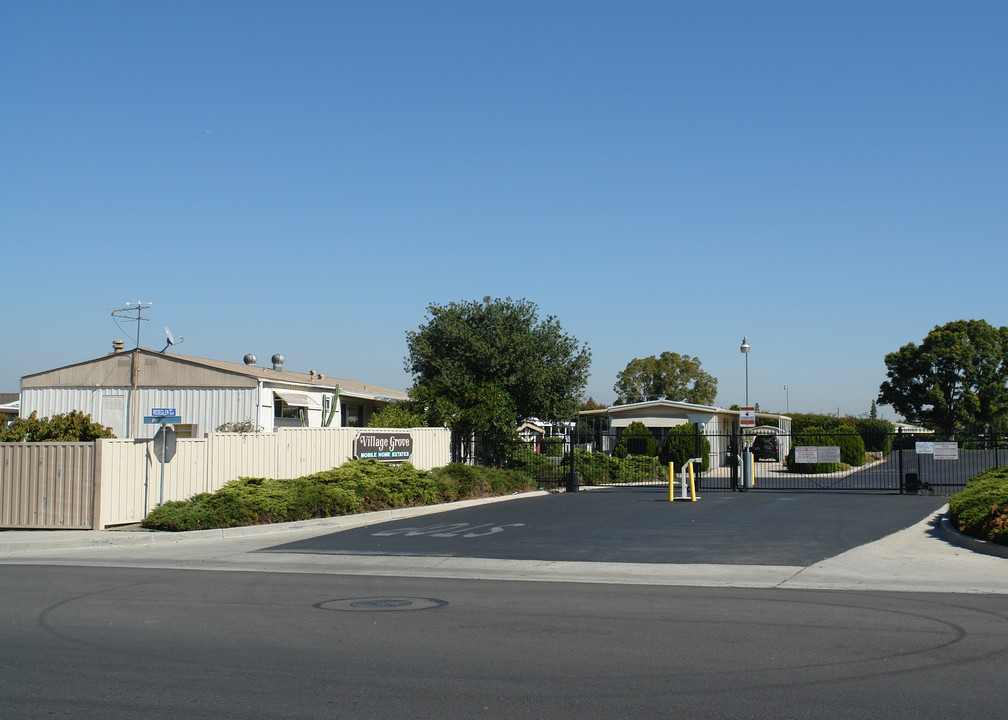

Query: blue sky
left=2, top=1, right=1006, bottom=418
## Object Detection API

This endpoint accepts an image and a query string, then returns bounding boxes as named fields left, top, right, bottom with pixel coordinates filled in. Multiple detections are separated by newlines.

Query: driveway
left=264, top=488, right=948, bottom=566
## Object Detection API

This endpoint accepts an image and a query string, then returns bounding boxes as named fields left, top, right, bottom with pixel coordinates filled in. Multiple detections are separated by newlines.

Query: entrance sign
left=933, top=442, right=959, bottom=461
left=739, top=407, right=756, bottom=427
left=354, top=431, right=413, bottom=461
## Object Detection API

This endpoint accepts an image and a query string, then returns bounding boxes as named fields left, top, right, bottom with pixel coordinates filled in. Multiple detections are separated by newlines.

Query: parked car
left=750, top=434, right=780, bottom=462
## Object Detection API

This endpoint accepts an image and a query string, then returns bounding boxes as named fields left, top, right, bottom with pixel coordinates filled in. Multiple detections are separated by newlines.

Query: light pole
left=784, top=385, right=789, bottom=414
left=740, top=337, right=750, bottom=406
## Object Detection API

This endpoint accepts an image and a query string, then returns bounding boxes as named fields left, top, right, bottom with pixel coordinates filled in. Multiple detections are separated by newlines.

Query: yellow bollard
left=668, top=462, right=675, bottom=502
left=687, top=461, right=697, bottom=501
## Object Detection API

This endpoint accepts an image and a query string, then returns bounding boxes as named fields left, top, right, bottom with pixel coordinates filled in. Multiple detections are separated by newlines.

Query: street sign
left=145, top=415, right=182, bottom=424
left=739, top=407, right=756, bottom=427
left=153, top=425, right=177, bottom=463
left=151, top=408, right=177, bottom=417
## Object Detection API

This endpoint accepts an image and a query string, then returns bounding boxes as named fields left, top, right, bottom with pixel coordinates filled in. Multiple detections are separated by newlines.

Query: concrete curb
left=939, top=516, right=1008, bottom=559
left=0, top=490, right=549, bottom=557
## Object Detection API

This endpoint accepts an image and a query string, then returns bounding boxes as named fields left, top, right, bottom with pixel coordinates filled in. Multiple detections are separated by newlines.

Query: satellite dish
left=161, top=326, right=184, bottom=353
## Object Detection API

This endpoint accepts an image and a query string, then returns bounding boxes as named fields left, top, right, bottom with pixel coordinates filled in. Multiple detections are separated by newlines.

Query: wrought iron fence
left=452, top=426, right=1006, bottom=495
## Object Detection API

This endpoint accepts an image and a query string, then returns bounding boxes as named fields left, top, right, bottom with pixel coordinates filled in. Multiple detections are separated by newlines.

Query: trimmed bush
left=785, top=425, right=844, bottom=473
left=612, top=421, right=658, bottom=459
left=541, top=437, right=565, bottom=457
left=658, top=424, right=711, bottom=472
left=948, top=468, right=1008, bottom=546
left=853, top=418, right=894, bottom=453
left=832, top=429, right=866, bottom=467
left=141, top=459, right=537, bottom=532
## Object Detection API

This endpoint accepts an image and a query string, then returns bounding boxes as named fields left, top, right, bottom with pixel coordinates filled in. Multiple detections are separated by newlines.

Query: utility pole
left=111, top=302, right=151, bottom=438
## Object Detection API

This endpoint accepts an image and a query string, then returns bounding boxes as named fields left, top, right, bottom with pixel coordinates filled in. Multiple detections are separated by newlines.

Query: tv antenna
left=162, top=326, right=185, bottom=353
left=109, top=301, right=150, bottom=439
left=111, top=301, right=151, bottom=350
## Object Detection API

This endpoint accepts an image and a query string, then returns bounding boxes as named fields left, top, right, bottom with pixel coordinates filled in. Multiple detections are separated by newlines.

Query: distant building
left=0, top=393, right=19, bottom=427
left=579, top=399, right=792, bottom=464
left=19, top=345, right=407, bottom=439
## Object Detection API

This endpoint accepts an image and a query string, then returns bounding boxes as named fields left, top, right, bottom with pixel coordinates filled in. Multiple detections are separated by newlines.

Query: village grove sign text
left=354, top=431, right=413, bottom=461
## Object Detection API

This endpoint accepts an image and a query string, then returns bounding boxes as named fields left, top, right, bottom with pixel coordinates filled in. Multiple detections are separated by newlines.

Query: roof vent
left=244, top=354, right=257, bottom=366
left=112, top=339, right=125, bottom=354
left=272, top=353, right=285, bottom=371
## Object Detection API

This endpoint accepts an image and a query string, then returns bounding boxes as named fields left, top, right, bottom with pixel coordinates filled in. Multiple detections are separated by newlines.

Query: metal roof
left=21, top=349, right=408, bottom=403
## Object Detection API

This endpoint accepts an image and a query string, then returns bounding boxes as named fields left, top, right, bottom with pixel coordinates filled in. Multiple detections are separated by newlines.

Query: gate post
left=731, top=429, right=740, bottom=491
left=897, top=427, right=904, bottom=495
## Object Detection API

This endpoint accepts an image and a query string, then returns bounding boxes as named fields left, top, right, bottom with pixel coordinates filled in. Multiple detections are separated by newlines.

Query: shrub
left=658, top=424, right=711, bottom=471
left=785, top=425, right=844, bottom=473
left=541, top=437, right=565, bottom=456
left=853, top=419, right=894, bottom=453
left=832, top=429, right=866, bottom=466
left=612, top=421, right=658, bottom=459
left=216, top=419, right=260, bottom=433
left=141, top=459, right=537, bottom=531
left=0, top=410, right=116, bottom=442
left=567, top=449, right=618, bottom=484
left=948, top=468, right=1008, bottom=546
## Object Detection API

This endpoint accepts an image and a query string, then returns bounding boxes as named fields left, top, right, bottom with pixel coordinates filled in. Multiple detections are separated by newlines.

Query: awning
left=273, top=389, right=323, bottom=410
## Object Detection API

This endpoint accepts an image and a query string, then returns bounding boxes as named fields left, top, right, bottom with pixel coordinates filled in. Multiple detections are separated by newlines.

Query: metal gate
left=452, top=428, right=1005, bottom=495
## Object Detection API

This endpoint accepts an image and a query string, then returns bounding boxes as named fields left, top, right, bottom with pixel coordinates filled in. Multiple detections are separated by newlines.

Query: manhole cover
left=315, top=597, right=448, bottom=612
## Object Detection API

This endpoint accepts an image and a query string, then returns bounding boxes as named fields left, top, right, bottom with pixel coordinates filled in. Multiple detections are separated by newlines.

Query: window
left=341, top=402, right=364, bottom=427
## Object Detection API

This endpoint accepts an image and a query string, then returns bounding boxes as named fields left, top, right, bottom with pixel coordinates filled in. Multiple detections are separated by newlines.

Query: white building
left=20, top=346, right=408, bottom=439
left=579, top=400, right=792, bottom=464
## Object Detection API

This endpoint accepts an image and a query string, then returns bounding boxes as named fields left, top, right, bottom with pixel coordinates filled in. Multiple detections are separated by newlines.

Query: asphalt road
left=3, top=565, right=1006, bottom=719
left=1, top=488, right=1004, bottom=719
left=264, top=489, right=948, bottom=566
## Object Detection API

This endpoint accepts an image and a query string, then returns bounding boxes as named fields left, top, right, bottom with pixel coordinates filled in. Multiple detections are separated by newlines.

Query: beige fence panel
left=402, top=427, right=452, bottom=470
left=97, top=439, right=150, bottom=528
left=274, top=428, right=355, bottom=478
left=0, top=443, right=94, bottom=529
left=205, top=432, right=278, bottom=488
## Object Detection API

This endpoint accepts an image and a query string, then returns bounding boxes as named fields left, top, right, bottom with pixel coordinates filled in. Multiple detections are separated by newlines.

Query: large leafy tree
left=405, top=297, right=591, bottom=434
left=613, top=352, right=718, bottom=406
left=878, top=319, right=1008, bottom=436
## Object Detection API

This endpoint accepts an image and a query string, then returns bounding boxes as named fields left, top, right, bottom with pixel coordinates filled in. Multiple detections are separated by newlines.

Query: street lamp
left=784, top=385, right=789, bottom=414
left=740, top=337, right=750, bottom=406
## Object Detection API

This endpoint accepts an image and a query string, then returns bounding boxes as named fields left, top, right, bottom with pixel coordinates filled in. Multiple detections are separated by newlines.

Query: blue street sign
left=151, top=408, right=176, bottom=417
left=144, top=416, right=182, bottom=424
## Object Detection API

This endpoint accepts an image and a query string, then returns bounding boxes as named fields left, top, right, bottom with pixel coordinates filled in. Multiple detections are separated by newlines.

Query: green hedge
left=658, top=424, right=710, bottom=472
left=948, top=468, right=1008, bottom=546
left=141, top=460, right=537, bottom=532
left=564, top=449, right=668, bottom=485
left=612, top=421, right=658, bottom=459
left=789, top=414, right=893, bottom=453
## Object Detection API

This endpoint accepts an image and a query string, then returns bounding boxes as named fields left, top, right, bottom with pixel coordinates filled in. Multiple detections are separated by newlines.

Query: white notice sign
left=795, top=446, right=840, bottom=464
left=795, top=446, right=818, bottom=463
left=740, top=407, right=756, bottom=427
left=932, top=442, right=959, bottom=461
left=817, top=446, right=841, bottom=464
left=915, top=442, right=934, bottom=454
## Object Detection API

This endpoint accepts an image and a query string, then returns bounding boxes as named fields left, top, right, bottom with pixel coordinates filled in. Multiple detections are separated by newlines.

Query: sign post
left=146, top=410, right=180, bottom=506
